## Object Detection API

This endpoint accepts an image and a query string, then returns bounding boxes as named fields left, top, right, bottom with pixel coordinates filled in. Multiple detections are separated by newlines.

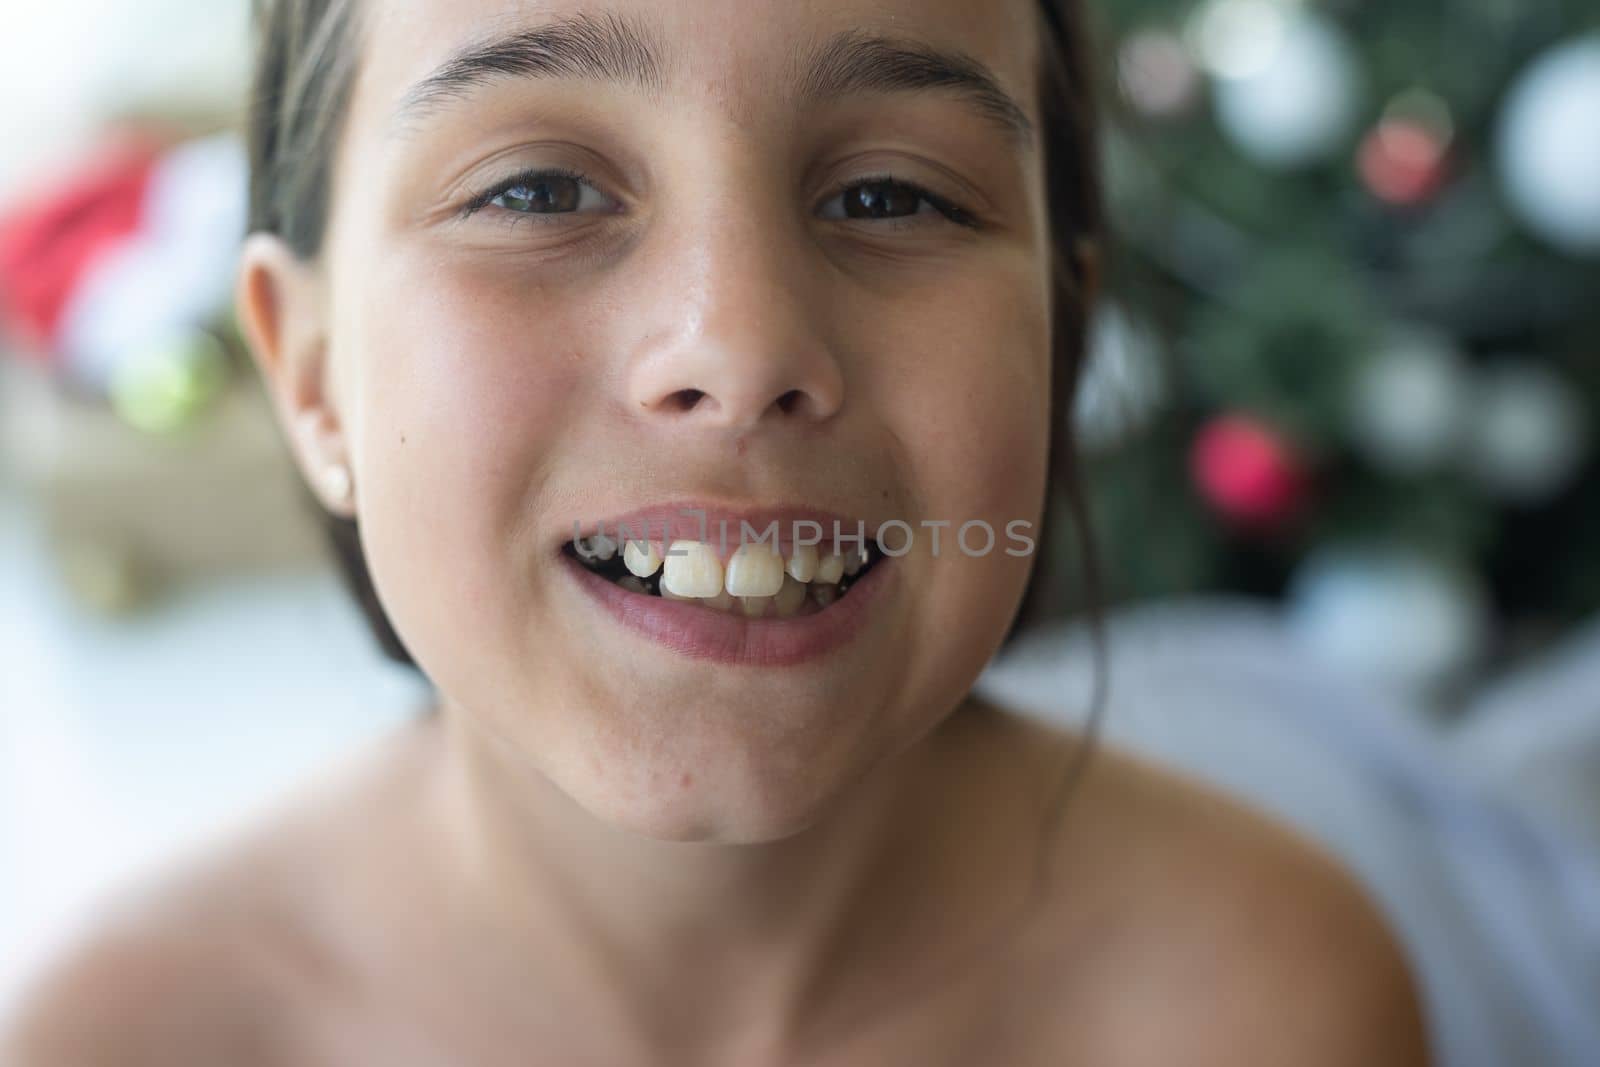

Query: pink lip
left=561, top=501, right=881, bottom=561
left=561, top=550, right=893, bottom=667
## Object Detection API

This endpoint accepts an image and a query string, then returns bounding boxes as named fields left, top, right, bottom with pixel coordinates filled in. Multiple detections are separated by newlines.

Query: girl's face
left=268, top=0, right=1054, bottom=842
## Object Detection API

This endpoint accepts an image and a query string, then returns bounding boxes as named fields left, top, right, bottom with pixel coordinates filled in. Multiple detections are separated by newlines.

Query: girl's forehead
left=353, top=0, right=1043, bottom=135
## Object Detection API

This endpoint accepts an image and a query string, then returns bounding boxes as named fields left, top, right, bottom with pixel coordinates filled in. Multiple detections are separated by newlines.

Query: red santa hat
left=0, top=130, right=246, bottom=396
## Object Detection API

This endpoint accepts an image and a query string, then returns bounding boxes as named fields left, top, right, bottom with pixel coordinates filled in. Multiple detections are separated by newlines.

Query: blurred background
left=1, top=0, right=1597, bottom=1060
left=1066, top=0, right=1600, bottom=709
left=0, top=1, right=433, bottom=1009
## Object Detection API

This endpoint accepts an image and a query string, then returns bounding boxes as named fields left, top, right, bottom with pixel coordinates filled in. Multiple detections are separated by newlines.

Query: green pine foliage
left=1075, top=0, right=1600, bottom=664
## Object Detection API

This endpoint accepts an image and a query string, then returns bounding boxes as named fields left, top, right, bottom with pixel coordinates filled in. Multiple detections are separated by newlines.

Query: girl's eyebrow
left=394, top=11, right=667, bottom=125
left=800, top=29, right=1035, bottom=151
left=391, top=13, right=1036, bottom=154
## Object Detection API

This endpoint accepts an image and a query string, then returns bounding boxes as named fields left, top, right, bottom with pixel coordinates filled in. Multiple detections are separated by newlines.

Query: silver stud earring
left=323, top=463, right=353, bottom=505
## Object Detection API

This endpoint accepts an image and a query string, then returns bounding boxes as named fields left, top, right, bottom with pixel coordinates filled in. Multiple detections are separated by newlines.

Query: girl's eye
left=461, top=170, right=974, bottom=229
left=818, top=178, right=974, bottom=228
left=463, top=170, right=613, bottom=219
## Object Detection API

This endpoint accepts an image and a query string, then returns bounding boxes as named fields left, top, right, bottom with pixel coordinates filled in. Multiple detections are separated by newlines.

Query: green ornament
left=110, top=329, right=230, bottom=434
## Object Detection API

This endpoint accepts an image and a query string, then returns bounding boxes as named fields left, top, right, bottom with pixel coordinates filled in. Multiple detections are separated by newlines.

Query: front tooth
left=661, top=540, right=724, bottom=598
left=774, top=575, right=807, bottom=618
left=786, top=544, right=819, bottom=583
left=843, top=545, right=865, bottom=576
left=811, top=583, right=838, bottom=608
left=740, top=595, right=770, bottom=618
left=705, top=589, right=737, bottom=612
left=724, top=543, right=784, bottom=597
left=816, top=552, right=846, bottom=584
left=624, top=540, right=663, bottom=578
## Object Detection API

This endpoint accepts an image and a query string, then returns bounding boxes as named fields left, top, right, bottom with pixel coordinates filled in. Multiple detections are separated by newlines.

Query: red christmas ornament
left=0, top=129, right=245, bottom=397
left=1191, top=415, right=1308, bottom=528
left=0, top=136, right=163, bottom=359
left=1358, top=117, right=1450, bottom=206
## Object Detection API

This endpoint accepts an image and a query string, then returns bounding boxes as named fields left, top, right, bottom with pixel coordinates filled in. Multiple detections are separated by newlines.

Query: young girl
left=5, top=0, right=1430, bottom=1063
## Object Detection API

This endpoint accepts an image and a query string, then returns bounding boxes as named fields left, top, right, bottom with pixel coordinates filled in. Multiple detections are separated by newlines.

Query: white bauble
left=1119, top=29, right=1203, bottom=119
left=1349, top=327, right=1470, bottom=475
left=1288, top=546, right=1489, bottom=701
left=1195, top=1, right=1362, bottom=168
left=61, top=135, right=247, bottom=392
left=1467, top=364, right=1591, bottom=504
left=1497, top=36, right=1600, bottom=256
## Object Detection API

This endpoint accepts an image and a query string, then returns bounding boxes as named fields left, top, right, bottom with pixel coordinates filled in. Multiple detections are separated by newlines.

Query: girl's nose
left=623, top=186, right=846, bottom=434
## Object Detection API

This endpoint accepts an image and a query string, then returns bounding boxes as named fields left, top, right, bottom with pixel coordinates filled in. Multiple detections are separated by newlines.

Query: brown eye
left=496, top=174, right=585, bottom=213
left=818, top=177, right=974, bottom=228
left=466, top=169, right=616, bottom=220
left=841, top=179, right=925, bottom=219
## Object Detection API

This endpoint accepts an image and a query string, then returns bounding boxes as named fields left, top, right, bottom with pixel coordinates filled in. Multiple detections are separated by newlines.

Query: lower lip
left=561, top=554, right=892, bottom=667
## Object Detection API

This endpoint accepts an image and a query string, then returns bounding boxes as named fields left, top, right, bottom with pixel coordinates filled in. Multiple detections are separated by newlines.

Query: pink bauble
left=1191, top=415, right=1308, bottom=527
left=1358, top=118, right=1450, bottom=206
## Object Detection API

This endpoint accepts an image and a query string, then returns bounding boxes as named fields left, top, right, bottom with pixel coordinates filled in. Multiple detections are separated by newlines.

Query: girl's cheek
left=346, top=261, right=589, bottom=571
left=882, top=274, right=1051, bottom=518
left=385, top=261, right=576, bottom=432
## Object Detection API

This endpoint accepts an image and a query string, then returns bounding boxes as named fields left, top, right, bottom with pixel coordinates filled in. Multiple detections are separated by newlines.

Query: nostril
left=647, top=386, right=822, bottom=422
left=667, top=388, right=707, bottom=412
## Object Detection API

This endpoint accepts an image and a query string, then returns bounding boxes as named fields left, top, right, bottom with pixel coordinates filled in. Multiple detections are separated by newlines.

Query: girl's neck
left=412, top=695, right=1059, bottom=1061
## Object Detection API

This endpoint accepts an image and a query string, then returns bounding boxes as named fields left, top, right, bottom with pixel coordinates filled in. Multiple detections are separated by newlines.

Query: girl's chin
left=498, top=694, right=891, bottom=844
left=550, top=759, right=859, bottom=845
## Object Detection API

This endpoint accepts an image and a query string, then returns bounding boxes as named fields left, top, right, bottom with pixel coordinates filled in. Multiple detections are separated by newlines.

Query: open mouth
left=562, top=535, right=886, bottom=619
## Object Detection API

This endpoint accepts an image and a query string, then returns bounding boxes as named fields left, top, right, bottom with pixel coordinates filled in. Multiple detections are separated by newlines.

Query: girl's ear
left=236, top=233, right=355, bottom=519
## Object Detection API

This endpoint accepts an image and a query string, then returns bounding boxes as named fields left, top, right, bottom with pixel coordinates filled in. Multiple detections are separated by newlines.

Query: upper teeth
left=597, top=537, right=872, bottom=602
left=815, top=551, right=846, bottom=584
left=575, top=533, right=618, bottom=562
left=623, top=539, right=663, bottom=578
left=724, top=543, right=785, bottom=597
left=660, top=541, right=724, bottom=598
left=786, top=544, right=819, bottom=583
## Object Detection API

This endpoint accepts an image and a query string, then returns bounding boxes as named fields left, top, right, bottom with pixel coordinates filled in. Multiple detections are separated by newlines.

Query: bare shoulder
left=1000, top=711, right=1432, bottom=1066
left=1, top=724, right=428, bottom=1067
left=1, top=883, right=302, bottom=1067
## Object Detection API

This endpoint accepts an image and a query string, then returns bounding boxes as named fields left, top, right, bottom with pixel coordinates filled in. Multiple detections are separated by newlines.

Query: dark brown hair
left=246, top=0, right=1103, bottom=677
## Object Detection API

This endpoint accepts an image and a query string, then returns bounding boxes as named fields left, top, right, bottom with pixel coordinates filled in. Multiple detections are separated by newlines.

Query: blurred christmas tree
left=1071, top=0, right=1600, bottom=705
